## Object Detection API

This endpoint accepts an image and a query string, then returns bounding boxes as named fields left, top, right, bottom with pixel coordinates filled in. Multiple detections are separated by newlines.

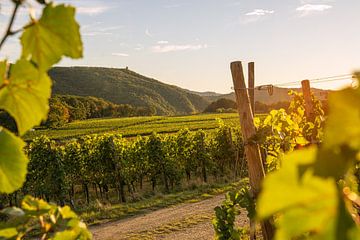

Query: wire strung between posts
left=310, top=74, right=355, bottom=82
left=231, top=85, right=274, bottom=95
left=230, top=73, right=358, bottom=96
left=274, top=74, right=356, bottom=87
left=232, top=74, right=356, bottom=89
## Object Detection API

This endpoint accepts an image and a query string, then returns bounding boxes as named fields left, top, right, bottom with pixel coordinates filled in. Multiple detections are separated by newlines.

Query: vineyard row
left=1, top=122, right=246, bottom=208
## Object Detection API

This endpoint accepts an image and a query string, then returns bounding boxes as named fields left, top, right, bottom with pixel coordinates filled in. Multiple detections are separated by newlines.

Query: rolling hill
left=49, top=66, right=328, bottom=115
left=49, top=67, right=210, bottom=115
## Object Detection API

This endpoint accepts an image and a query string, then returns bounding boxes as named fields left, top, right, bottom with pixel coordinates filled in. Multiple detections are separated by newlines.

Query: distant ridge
left=193, top=87, right=328, bottom=104
left=49, top=66, right=328, bottom=115
left=50, top=67, right=210, bottom=115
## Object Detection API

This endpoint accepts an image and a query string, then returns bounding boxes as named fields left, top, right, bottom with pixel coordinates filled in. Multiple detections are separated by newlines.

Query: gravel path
left=91, top=194, right=248, bottom=240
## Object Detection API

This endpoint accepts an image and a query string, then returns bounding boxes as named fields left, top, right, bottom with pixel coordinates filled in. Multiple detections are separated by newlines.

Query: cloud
left=83, top=31, right=112, bottom=37
left=112, top=53, right=129, bottom=57
left=163, top=4, right=182, bottom=9
left=245, top=9, right=275, bottom=16
left=157, top=40, right=169, bottom=44
left=134, top=44, right=144, bottom=51
left=101, top=26, right=123, bottom=31
left=296, top=4, right=333, bottom=16
left=77, top=6, right=109, bottom=15
left=151, top=44, right=208, bottom=53
left=82, top=23, right=122, bottom=37
left=300, top=0, right=335, bottom=3
left=145, top=29, right=153, bottom=37
left=240, top=9, right=274, bottom=24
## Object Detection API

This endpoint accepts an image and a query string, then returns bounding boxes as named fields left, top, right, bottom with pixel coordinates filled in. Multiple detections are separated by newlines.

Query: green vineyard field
left=24, top=113, right=261, bottom=141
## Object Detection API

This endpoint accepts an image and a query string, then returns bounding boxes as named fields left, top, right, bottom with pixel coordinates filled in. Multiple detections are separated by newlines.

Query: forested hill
left=49, top=67, right=210, bottom=115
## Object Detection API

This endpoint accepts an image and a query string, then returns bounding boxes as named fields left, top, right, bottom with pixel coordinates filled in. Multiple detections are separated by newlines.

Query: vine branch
left=0, top=83, right=7, bottom=91
left=0, top=2, right=21, bottom=51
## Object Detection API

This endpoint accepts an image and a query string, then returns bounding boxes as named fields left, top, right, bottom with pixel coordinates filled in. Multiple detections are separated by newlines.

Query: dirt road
left=91, top=194, right=248, bottom=240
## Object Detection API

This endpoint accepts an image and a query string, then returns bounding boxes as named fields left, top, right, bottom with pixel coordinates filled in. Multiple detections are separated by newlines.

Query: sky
left=0, top=0, right=359, bottom=93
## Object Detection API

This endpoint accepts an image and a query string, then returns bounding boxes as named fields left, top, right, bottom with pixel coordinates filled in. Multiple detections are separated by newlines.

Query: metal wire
left=230, top=73, right=358, bottom=95
left=274, top=74, right=356, bottom=87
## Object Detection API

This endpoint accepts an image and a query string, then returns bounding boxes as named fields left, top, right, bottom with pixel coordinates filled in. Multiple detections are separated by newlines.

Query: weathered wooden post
left=248, top=62, right=255, bottom=114
left=231, top=61, right=274, bottom=240
left=301, top=80, right=315, bottom=122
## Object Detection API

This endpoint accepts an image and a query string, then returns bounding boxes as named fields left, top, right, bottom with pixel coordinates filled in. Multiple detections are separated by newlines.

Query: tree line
left=0, top=95, right=157, bottom=132
left=45, top=95, right=156, bottom=127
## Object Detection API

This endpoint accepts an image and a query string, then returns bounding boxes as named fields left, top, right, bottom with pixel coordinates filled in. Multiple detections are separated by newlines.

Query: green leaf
left=53, top=230, right=79, bottom=240
left=0, top=228, right=18, bottom=239
left=59, top=206, right=77, bottom=219
left=257, top=148, right=343, bottom=240
left=324, top=87, right=360, bottom=150
left=0, top=128, right=28, bottom=193
left=0, top=59, right=51, bottom=135
left=22, top=196, right=52, bottom=215
left=53, top=219, right=92, bottom=240
left=21, top=3, right=83, bottom=71
left=0, top=61, right=6, bottom=84
left=313, top=146, right=357, bottom=180
left=295, top=136, right=308, bottom=146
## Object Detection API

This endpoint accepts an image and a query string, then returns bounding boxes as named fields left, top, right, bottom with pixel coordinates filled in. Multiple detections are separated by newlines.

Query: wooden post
left=301, top=80, right=314, bottom=122
left=248, top=62, right=255, bottom=114
left=231, top=61, right=274, bottom=240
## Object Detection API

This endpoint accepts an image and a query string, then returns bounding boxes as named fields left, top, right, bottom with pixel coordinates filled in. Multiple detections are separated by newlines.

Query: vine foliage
left=0, top=0, right=90, bottom=239
left=213, top=183, right=254, bottom=240
left=213, top=85, right=360, bottom=239
left=257, top=75, right=360, bottom=239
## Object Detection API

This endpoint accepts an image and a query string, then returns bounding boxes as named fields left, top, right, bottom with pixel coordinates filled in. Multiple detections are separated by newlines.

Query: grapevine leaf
left=59, top=206, right=77, bottom=219
left=22, top=196, right=52, bottom=216
left=0, top=59, right=51, bottom=135
left=313, top=146, right=357, bottom=180
left=324, top=87, right=360, bottom=150
left=21, top=3, right=83, bottom=71
left=316, top=85, right=360, bottom=179
left=0, top=228, right=18, bottom=238
left=257, top=147, right=346, bottom=240
left=335, top=197, right=359, bottom=240
left=53, top=230, right=79, bottom=240
left=349, top=227, right=360, bottom=239
left=53, top=219, right=91, bottom=240
left=0, top=128, right=28, bottom=193
left=0, top=61, right=6, bottom=84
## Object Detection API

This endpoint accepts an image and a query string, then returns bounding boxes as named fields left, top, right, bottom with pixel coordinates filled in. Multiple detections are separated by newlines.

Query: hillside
left=50, top=67, right=210, bottom=115
left=49, top=67, right=328, bottom=115
left=200, top=86, right=328, bottom=104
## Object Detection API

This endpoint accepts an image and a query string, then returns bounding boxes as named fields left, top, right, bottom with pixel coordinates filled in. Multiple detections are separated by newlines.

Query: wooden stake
left=301, top=80, right=315, bottom=122
left=248, top=62, right=255, bottom=114
left=231, top=61, right=274, bottom=240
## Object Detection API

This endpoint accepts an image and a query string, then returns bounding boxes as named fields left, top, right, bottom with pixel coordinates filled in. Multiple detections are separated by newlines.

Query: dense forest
left=46, top=95, right=155, bottom=127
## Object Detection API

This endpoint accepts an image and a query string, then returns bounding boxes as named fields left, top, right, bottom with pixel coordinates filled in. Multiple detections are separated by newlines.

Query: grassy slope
left=24, top=113, right=241, bottom=141
left=50, top=67, right=210, bottom=115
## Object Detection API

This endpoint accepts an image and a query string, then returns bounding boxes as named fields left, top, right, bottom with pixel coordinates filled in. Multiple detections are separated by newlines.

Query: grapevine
left=0, top=0, right=91, bottom=239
